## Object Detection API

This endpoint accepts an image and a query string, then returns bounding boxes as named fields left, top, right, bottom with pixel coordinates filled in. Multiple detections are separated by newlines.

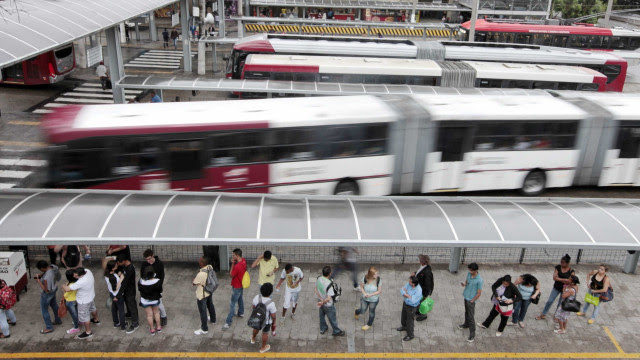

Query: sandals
left=40, top=329, right=54, bottom=334
left=0, top=334, right=10, bottom=339
left=259, top=344, right=271, bottom=353
left=250, top=336, right=256, bottom=344
left=7, top=322, right=16, bottom=326
left=535, top=315, right=546, bottom=320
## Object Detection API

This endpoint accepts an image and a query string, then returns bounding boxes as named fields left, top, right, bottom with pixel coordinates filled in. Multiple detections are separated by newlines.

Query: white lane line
left=55, top=97, right=117, bottom=104
left=124, top=64, right=180, bottom=69
left=81, top=83, right=102, bottom=87
left=63, top=92, right=136, bottom=99
left=33, top=109, right=53, bottom=114
left=73, top=87, right=142, bottom=94
left=0, top=159, right=47, bottom=167
left=43, top=103, right=71, bottom=108
left=0, top=170, right=32, bottom=178
left=148, top=50, right=183, bottom=54
left=139, top=54, right=183, bottom=59
left=129, top=59, right=181, bottom=65
left=0, top=183, right=16, bottom=189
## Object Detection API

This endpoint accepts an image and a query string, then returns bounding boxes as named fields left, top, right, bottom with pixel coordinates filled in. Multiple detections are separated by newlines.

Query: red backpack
left=0, top=280, right=17, bottom=310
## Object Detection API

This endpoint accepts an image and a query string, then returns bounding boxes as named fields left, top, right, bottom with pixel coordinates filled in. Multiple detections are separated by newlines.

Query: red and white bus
left=42, top=92, right=640, bottom=196
left=0, top=45, right=75, bottom=85
left=227, top=34, right=627, bottom=92
left=458, top=19, right=640, bottom=51
left=241, top=54, right=608, bottom=94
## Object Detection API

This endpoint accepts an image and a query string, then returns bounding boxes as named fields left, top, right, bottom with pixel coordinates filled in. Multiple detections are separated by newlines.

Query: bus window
left=326, top=126, right=364, bottom=158
left=532, top=81, right=556, bottom=90
left=551, top=122, right=578, bottom=149
left=168, top=139, right=203, bottom=181
left=515, top=33, right=533, bottom=44
left=473, top=123, right=516, bottom=151
left=630, top=37, right=640, bottom=51
left=319, top=73, right=343, bottom=83
left=505, top=80, right=533, bottom=89
left=54, top=149, right=110, bottom=184
left=244, top=71, right=269, bottom=79
left=113, top=138, right=161, bottom=175
left=3, top=63, right=24, bottom=81
left=609, top=36, right=628, bottom=50
left=616, top=126, right=640, bottom=158
left=557, top=82, right=578, bottom=90
left=293, top=73, right=316, bottom=82
left=499, top=32, right=514, bottom=44
left=437, top=126, right=471, bottom=161
left=552, top=35, right=569, bottom=47
left=533, top=33, right=552, bottom=46
left=477, top=79, right=503, bottom=88
left=361, top=124, right=389, bottom=155
left=475, top=32, right=487, bottom=42
left=273, top=72, right=293, bottom=81
left=577, top=83, right=600, bottom=91
left=344, top=74, right=364, bottom=83
left=570, top=35, right=589, bottom=48
left=376, top=75, right=405, bottom=85
left=601, top=65, right=621, bottom=84
left=273, top=129, right=318, bottom=162
left=588, top=36, right=607, bottom=49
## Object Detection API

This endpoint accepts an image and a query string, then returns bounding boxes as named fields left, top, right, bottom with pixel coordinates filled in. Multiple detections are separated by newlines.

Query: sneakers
left=576, top=312, right=585, bottom=316
left=467, top=336, right=475, bottom=343
left=320, top=329, right=327, bottom=335
left=290, top=313, right=295, bottom=320
left=458, top=324, right=469, bottom=330
left=281, top=317, right=286, bottom=326
left=588, top=319, right=595, bottom=324
left=402, top=335, right=414, bottom=341
left=90, top=319, right=101, bottom=325
left=354, top=308, right=359, bottom=320
left=156, top=327, right=162, bottom=333
left=120, top=321, right=129, bottom=331
left=113, top=323, right=121, bottom=328
left=250, top=336, right=256, bottom=344
left=76, top=332, right=93, bottom=340
left=496, top=331, right=502, bottom=337
left=126, top=324, right=139, bottom=334
left=161, top=317, right=168, bottom=326
left=477, top=323, right=487, bottom=329
left=150, top=329, right=156, bottom=336
left=518, top=322, right=525, bottom=328
left=332, top=330, right=346, bottom=337
left=353, top=286, right=360, bottom=292
left=222, top=323, right=230, bottom=331
left=507, top=322, right=516, bottom=327
left=361, top=325, right=370, bottom=331
left=194, top=329, right=208, bottom=335
left=66, top=328, right=80, bottom=335
left=237, top=313, right=244, bottom=318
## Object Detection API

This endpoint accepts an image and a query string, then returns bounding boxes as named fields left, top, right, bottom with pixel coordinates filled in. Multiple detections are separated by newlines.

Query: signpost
left=86, top=45, right=103, bottom=67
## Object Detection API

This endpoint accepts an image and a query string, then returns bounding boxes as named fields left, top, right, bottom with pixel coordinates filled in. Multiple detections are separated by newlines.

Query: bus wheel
left=520, top=170, right=546, bottom=196
left=334, top=179, right=359, bottom=195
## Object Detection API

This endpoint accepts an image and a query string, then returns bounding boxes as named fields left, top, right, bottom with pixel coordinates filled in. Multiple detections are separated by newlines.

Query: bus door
left=552, top=35, right=569, bottom=48
left=601, top=124, right=640, bottom=186
left=425, top=125, right=472, bottom=192
left=167, top=139, right=205, bottom=190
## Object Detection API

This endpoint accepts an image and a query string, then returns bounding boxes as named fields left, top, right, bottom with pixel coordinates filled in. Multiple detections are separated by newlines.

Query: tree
left=552, top=0, right=608, bottom=23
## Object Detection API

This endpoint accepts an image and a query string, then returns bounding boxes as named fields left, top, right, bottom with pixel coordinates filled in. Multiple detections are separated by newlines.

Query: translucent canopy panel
left=0, top=0, right=178, bottom=68
left=0, top=189, right=638, bottom=249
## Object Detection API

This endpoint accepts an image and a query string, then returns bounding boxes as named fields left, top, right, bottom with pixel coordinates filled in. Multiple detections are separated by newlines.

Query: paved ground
left=1, top=260, right=638, bottom=359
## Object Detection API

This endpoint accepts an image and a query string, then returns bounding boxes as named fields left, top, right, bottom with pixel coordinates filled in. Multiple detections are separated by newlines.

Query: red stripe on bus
left=243, top=64, right=320, bottom=73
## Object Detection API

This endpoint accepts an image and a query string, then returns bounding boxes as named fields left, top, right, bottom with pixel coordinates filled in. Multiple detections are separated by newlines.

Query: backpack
left=326, top=279, right=342, bottom=303
left=51, top=264, right=61, bottom=283
left=247, top=295, right=272, bottom=330
left=203, top=267, right=218, bottom=294
left=64, top=246, right=80, bottom=268
left=0, top=280, right=17, bottom=310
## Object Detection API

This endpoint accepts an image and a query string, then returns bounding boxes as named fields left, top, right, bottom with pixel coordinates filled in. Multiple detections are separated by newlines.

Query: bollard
left=623, top=250, right=639, bottom=274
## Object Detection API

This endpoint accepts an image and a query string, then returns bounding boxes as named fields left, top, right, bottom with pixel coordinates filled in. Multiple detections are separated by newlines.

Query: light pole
left=469, top=0, right=478, bottom=42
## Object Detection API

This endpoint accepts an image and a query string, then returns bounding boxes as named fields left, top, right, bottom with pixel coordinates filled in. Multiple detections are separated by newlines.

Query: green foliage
left=552, top=0, right=609, bottom=23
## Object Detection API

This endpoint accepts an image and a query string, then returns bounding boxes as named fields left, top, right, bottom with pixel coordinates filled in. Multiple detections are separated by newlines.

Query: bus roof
left=575, top=94, right=640, bottom=120
left=464, top=61, right=604, bottom=82
left=412, top=94, right=587, bottom=121
left=43, top=96, right=398, bottom=144
left=461, top=19, right=616, bottom=36
left=445, top=44, right=624, bottom=65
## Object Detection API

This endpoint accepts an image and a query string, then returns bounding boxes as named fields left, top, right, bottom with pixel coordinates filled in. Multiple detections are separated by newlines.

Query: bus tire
left=520, top=170, right=546, bottom=196
left=334, top=179, right=359, bottom=195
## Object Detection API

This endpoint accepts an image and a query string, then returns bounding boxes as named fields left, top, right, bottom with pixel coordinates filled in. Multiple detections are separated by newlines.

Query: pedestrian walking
left=251, top=250, right=279, bottom=286
left=138, top=268, right=163, bottom=336
left=536, top=254, right=575, bottom=320
left=96, top=62, right=108, bottom=90
left=62, top=267, right=99, bottom=340
left=105, top=260, right=126, bottom=331
left=397, top=275, right=421, bottom=341
left=223, top=249, right=246, bottom=330
left=478, top=275, right=522, bottom=337
left=35, top=260, right=62, bottom=334
left=249, top=283, right=277, bottom=353
left=141, top=249, right=167, bottom=326
left=275, top=263, right=303, bottom=325
left=0, top=279, right=17, bottom=339
left=510, top=274, right=540, bottom=328
left=63, top=269, right=80, bottom=335
left=162, top=28, right=170, bottom=48
left=331, top=247, right=359, bottom=291
left=458, top=263, right=483, bottom=343
left=554, top=275, right=580, bottom=334
left=577, top=264, right=611, bottom=324
left=115, top=254, right=139, bottom=334
left=171, top=28, right=179, bottom=50
left=414, top=254, right=434, bottom=322
left=315, top=266, right=345, bottom=337
left=355, top=266, right=381, bottom=331
left=193, top=256, right=217, bottom=335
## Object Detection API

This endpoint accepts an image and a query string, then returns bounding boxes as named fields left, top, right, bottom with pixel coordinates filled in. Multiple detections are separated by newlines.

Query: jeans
left=400, top=302, right=417, bottom=337
left=463, top=299, right=476, bottom=338
left=66, top=300, right=79, bottom=329
left=158, top=299, right=167, bottom=318
left=356, top=298, right=378, bottom=326
left=124, top=295, right=139, bottom=327
left=482, top=306, right=509, bottom=332
left=225, top=287, right=244, bottom=325
left=582, top=290, right=602, bottom=319
left=111, top=294, right=126, bottom=329
left=0, top=309, right=16, bottom=336
left=541, top=287, right=562, bottom=316
left=331, top=261, right=358, bottom=288
left=40, top=291, right=61, bottom=330
left=512, top=299, right=531, bottom=323
left=173, top=38, right=178, bottom=50
left=197, top=295, right=216, bottom=331
left=319, top=304, right=342, bottom=335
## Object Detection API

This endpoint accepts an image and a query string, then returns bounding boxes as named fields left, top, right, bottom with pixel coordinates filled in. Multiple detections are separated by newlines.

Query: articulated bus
left=43, top=93, right=640, bottom=196
left=227, top=34, right=627, bottom=91
left=0, top=45, right=75, bottom=85
left=241, top=54, right=608, bottom=95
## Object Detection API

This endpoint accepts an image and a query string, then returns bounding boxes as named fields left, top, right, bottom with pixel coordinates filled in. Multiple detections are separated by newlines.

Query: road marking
left=64, top=92, right=133, bottom=99
left=0, top=159, right=47, bottom=167
left=8, top=121, right=40, bottom=126
left=32, top=109, right=53, bottom=114
left=605, top=326, right=625, bottom=353
left=54, top=97, right=117, bottom=104
left=0, top=183, right=16, bottom=189
left=0, top=170, right=32, bottom=179
left=129, top=59, right=181, bottom=65
left=125, top=69, right=176, bottom=75
left=124, top=63, right=181, bottom=69
left=139, top=54, right=182, bottom=60
left=44, top=103, right=71, bottom=108
left=72, top=87, right=141, bottom=94
left=80, top=83, right=103, bottom=87
left=0, top=141, right=46, bottom=147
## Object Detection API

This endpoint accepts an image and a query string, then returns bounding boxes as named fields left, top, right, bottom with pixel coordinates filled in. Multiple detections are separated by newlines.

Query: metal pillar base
left=449, top=247, right=462, bottom=273
left=219, top=246, right=229, bottom=271
left=623, top=251, right=639, bottom=274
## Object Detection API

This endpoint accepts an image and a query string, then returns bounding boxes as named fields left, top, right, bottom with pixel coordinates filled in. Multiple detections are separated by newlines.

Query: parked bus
left=42, top=92, right=640, bottom=195
left=226, top=34, right=627, bottom=91
left=458, top=19, right=640, bottom=52
left=0, top=45, right=75, bottom=85
left=241, top=54, right=608, bottom=95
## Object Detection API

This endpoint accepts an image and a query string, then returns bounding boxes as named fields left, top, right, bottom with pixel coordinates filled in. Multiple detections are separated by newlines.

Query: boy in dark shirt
left=115, top=254, right=139, bottom=334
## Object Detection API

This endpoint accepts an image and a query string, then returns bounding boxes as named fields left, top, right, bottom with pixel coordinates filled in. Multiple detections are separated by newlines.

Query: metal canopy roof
left=0, top=0, right=177, bottom=69
left=249, top=0, right=463, bottom=11
left=0, top=189, right=639, bottom=249
left=117, top=76, right=549, bottom=96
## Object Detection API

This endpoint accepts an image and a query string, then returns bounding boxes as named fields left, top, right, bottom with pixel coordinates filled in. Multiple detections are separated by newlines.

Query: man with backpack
left=115, top=254, right=139, bottom=334
left=141, top=249, right=168, bottom=326
left=193, top=256, right=217, bottom=335
left=0, top=279, right=17, bottom=339
left=315, top=266, right=345, bottom=337
left=35, top=260, right=62, bottom=334
left=249, top=283, right=277, bottom=353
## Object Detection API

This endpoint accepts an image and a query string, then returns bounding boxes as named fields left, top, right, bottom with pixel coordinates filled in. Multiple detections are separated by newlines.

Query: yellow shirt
left=193, top=265, right=211, bottom=300
left=64, top=282, right=77, bottom=302
left=257, top=257, right=279, bottom=285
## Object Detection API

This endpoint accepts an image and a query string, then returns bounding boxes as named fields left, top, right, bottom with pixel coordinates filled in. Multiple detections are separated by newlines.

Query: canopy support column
left=220, top=246, right=229, bottom=271
left=218, top=0, right=226, bottom=38
left=181, top=0, right=192, bottom=72
left=149, top=12, right=158, bottom=41
left=449, top=247, right=462, bottom=273
left=623, top=251, right=639, bottom=274
left=105, top=26, right=126, bottom=104
left=198, top=40, right=206, bottom=75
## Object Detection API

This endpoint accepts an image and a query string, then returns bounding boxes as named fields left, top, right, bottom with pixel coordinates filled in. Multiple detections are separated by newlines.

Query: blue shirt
left=401, top=283, right=422, bottom=307
left=463, top=273, right=483, bottom=301
left=151, top=95, right=162, bottom=103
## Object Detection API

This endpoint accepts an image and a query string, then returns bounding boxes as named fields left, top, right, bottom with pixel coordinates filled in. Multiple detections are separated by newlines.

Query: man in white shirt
left=250, top=283, right=277, bottom=353
left=63, top=267, right=98, bottom=340
left=95, top=62, right=108, bottom=90
left=275, top=263, right=303, bottom=325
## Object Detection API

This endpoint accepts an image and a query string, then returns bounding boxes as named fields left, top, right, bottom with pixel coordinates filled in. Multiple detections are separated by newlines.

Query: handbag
left=58, top=298, right=67, bottom=318
left=531, top=292, right=541, bottom=305
left=584, top=292, right=600, bottom=306
left=600, top=286, right=614, bottom=302
left=418, top=297, right=434, bottom=315
left=561, top=297, right=581, bottom=312
left=497, top=302, right=513, bottom=316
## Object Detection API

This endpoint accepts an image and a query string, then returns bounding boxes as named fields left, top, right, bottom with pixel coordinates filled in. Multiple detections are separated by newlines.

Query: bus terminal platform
left=2, top=261, right=639, bottom=359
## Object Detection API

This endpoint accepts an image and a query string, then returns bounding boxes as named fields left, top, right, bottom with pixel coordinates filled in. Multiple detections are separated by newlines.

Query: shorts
left=140, top=299, right=159, bottom=308
left=262, top=322, right=272, bottom=333
left=78, top=301, right=96, bottom=323
left=283, top=289, right=300, bottom=309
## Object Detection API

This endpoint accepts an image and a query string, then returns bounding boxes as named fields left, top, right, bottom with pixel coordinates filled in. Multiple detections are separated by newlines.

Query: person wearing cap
left=413, top=255, right=434, bottom=322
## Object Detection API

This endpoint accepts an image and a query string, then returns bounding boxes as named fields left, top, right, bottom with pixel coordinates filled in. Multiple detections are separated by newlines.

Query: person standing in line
left=355, top=266, right=381, bottom=331
left=115, top=254, right=139, bottom=334
left=0, top=279, right=17, bottom=339
left=96, top=62, right=108, bottom=90
left=510, top=274, right=540, bottom=328
left=141, top=249, right=167, bottom=326
left=315, top=266, right=345, bottom=337
left=35, top=260, right=62, bottom=334
left=102, top=245, right=130, bottom=272
left=577, top=264, right=611, bottom=324
left=193, top=256, right=216, bottom=335
left=60, top=245, right=83, bottom=270
left=458, top=262, right=483, bottom=343
left=331, top=247, right=359, bottom=292
left=250, top=283, right=277, bottom=353
left=223, top=249, right=246, bottom=330
left=138, top=268, right=163, bottom=336
left=63, top=269, right=80, bottom=335
left=251, top=250, right=279, bottom=286
left=63, top=267, right=99, bottom=340
left=397, top=275, right=422, bottom=341
left=478, top=275, right=521, bottom=337
left=105, top=260, right=127, bottom=331
left=47, top=245, right=59, bottom=266
left=275, top=263, right=303, bottom=325
left=170, top=28, right=179, bottom=50
left=536, top=254, right=575, bottom=320
left=413, top=255, right=434, bottom=322
left=150, top=91, right=162, bottom=103
left=162, top=28, right=170, bottom=48
left=554, top=275, right=580, bottom=334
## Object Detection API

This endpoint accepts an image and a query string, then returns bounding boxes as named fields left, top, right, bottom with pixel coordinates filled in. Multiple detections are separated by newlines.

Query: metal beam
left=105, top=26, right=126, bottom=104
left=150, top=12, right=158, bottom=42
left=181, top=0, right=192, bottom=73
